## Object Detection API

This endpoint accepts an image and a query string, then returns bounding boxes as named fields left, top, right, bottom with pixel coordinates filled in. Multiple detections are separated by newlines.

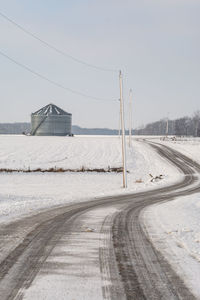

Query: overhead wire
left=0, top=50, right=116, bottom=102
left=0, top=11, right=118, bottom=73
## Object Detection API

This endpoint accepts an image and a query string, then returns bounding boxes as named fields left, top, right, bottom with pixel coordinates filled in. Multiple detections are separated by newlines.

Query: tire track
left=99, top=210, right=126, bottom=300
left=111, top=142, right=200, bottom=300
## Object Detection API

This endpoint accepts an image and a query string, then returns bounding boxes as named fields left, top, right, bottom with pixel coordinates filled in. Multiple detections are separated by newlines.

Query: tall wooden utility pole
left=118, top=104, right=121, bottom=137
left=129, top=89, right=132, bottom=147
left=119, top=70, right=127, bottom=188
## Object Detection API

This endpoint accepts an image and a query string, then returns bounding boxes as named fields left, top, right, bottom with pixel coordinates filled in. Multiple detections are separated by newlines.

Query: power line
left=0, top=49, right=116, bottom=102
left=0, top=11, right=118, bottom=73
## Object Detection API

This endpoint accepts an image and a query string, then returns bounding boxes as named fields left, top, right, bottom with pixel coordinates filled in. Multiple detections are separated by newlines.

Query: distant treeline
left=72, top=125, right=119, bottom=135
left=0, top=123, right=119, bottom=135
left=134, top=111, right=200, bottom=137
left=0, top=111, right=200, bottom=136
left=0, top=123, right=31, bottom=134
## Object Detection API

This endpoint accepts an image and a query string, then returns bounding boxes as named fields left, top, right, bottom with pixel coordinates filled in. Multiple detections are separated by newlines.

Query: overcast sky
left=0, top=0, right=199, bottom=129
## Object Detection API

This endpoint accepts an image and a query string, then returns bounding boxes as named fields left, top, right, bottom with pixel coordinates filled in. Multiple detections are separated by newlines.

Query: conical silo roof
left=32, top=103, right=71, bottom=116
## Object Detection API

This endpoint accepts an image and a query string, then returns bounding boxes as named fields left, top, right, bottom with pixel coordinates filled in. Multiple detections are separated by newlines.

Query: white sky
left=0, top=0, right=199, bottom=128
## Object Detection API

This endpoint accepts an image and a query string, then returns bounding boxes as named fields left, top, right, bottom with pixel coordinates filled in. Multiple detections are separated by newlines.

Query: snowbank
left=142, top=194, right=200, bottom=298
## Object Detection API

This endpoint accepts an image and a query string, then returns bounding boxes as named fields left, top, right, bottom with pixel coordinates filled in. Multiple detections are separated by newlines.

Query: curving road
left=0, top=141, right=200, bottom=299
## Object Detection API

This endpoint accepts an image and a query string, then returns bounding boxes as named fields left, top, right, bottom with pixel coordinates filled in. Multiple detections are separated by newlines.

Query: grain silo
left=31, top=103, right=72, bottom=136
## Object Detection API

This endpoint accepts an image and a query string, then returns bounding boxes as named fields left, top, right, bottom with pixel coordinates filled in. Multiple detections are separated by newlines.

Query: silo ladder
left=31, top=115, right=48, bottom=136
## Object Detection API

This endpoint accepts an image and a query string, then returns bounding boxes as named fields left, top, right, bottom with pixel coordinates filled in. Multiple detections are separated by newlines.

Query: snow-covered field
left=0, top=135, right=123, bottom=171
left=0, top=135, right=179, bottom=223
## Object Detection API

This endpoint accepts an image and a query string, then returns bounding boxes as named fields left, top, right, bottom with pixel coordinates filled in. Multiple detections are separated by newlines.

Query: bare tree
left=193, top=110, right=200, bottom=137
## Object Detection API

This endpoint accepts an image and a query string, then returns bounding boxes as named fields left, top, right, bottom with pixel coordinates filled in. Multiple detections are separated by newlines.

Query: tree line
left=134, top=111, right=200, bottom=136
left=0, top=110, right=200, bottom=136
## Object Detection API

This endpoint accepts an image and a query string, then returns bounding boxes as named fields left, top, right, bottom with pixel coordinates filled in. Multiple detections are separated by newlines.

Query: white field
left=0, top=135, right=179, bottom=223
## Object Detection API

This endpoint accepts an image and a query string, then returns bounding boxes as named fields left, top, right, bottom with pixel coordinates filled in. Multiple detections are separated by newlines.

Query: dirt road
left=0, top=142, right=199, bottom=299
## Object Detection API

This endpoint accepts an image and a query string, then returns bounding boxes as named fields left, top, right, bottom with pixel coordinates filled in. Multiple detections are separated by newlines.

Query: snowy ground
left=0, top=135, right=179, bottom=224
left=142, top=194, right=200, bottom=299
left=1, top=135, right=200, bottom=297
left=159, top=136, right=200, bottom=165
left=142, top=136, right=200, bottom=298
left=22, top=205, right=123, bottom=300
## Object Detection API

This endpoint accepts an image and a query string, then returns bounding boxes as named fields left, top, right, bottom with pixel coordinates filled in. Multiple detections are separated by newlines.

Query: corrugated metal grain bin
left=31, top=103, right=72, bottom=136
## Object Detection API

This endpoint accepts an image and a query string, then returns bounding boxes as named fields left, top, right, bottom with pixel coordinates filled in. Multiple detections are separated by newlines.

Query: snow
left=141, top=137, right=200, bottom=298
left=0, top=135, right=126, bottom=170
left=22, top=205, right=122, bottom=300
left=142, top=194, right=200, bottom=298
left=1, top=135, right=200, bottom=297
left=0, top=135, right=179, bottom=223
left=158, top=137, right=200, bottom=165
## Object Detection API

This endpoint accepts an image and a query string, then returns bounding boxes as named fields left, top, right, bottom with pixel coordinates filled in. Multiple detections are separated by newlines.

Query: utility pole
left=118, top=106, right=121, bottom=137
left=128, top=89, right=133, bottom=147
left=119, top=70, right=127, bottom=188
